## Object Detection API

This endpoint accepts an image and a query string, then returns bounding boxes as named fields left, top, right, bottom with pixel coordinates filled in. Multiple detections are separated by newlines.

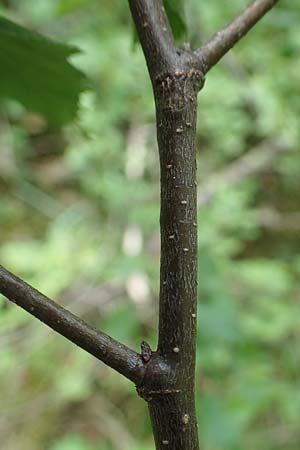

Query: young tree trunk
left=148, top=73, right=201, bottom=448
left=0, top=1, right=278, bottom=449
left=127, top=4, right=205, bottom=447
left=129, top=1, right=277, bottom=448
left=138, top=62, right=203, bottom=449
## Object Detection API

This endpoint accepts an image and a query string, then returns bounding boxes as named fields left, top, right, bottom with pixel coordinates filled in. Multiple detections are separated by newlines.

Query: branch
left=0, top=265, right=145, bottom=385
left=196, top=0, right=278, bottom=73
left=128, top=0, right=177, bottom=79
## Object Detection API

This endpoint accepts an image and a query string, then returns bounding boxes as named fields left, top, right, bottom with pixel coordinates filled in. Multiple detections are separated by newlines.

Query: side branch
left=196, top=0, right=278, bottom=73
left=128, top=0, right=177, bottom=79
left=0, top=265, right=145, bottom=385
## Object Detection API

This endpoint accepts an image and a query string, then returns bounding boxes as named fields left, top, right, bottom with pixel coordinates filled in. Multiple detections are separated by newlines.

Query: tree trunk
left=137, top=65, right=204, bottom=449
left=128, top=2, right=278, bottom=447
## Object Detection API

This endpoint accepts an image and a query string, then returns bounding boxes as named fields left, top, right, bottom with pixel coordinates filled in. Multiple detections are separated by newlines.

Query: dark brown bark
left=0, top=265, right=145, bottom=384
left=147, top=70, right=201, bottom=449
left=127, top=0, right=177, bottom=79
left=129, top=2, right=205, bottom=448
left=136, top=62, right=204, bottom=450
left=0, top=1, right=278, bottom=449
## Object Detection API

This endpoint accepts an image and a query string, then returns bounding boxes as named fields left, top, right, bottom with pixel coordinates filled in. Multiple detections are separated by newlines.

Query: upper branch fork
left=129, top=0, right=278, bottom=79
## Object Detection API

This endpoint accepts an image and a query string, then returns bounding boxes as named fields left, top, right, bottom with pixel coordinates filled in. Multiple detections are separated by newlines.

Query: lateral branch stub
left=154, top=67, right=204, bottom=113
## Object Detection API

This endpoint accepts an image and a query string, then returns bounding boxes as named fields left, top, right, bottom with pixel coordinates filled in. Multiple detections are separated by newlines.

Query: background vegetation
left=0, top=1, right=299, bottom=449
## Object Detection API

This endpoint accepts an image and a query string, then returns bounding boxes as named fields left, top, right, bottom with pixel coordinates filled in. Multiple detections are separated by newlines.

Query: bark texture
left=129, top=1, right=205, bottom=448
left=130, top=1, right=278, bottom=449
left=137, top=63, right=204, bottom=449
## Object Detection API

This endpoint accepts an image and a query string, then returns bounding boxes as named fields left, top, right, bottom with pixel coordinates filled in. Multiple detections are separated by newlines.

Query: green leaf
left=163, top=0, right=187, bottom=40
left=0, top=16, right=87, bottom=125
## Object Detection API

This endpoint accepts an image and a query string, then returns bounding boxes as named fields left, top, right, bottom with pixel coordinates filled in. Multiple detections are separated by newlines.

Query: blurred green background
left=0, top=1, right=299, bottom=449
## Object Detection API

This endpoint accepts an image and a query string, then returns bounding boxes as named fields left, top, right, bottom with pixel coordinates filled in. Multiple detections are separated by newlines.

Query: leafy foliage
left=0, top=16, right=87, bottom=125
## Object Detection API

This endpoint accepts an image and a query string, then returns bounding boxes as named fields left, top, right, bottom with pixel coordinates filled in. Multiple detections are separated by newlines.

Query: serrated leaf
left=0, top=16, right=87, bottom=125
left=163, top=0, right=187, bottom=40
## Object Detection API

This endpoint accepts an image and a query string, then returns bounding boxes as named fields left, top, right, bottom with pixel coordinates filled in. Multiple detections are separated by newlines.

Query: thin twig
left=0, top=265, right=145, bottom=384
left=196, top=0, right=278, bottom=73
